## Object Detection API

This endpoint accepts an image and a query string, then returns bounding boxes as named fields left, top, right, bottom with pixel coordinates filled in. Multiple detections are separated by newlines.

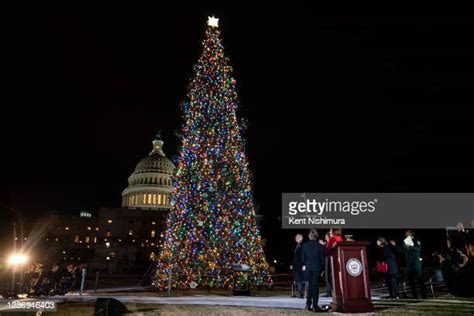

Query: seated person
left=438, top=231, right=474, bottom=298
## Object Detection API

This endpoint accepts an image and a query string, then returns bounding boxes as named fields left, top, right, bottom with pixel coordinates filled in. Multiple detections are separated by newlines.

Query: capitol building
left=39, top=133, right=176, bottom=272
left=121, top=134, right=174, bottom=209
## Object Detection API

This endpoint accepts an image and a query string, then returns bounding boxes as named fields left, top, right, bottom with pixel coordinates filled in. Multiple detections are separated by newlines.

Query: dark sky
left=3, top=4, right=474, bottom=256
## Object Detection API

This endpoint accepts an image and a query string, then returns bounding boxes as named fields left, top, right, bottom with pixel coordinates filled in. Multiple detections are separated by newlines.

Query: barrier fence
left=80, top=271, right=293, bottom=293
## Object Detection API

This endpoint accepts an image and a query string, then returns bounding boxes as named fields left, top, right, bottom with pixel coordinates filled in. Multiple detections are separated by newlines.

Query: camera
left=432, top=251, right=465, bottom=272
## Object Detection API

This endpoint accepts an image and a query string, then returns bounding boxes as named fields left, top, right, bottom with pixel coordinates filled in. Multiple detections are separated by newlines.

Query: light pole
left=7, top=253, right=29, bottom=297
left=19, top=215, right=24, bottom=289
left=10, top=220, right=17, bottom=296
left=106, top=256, right=110, bottom=275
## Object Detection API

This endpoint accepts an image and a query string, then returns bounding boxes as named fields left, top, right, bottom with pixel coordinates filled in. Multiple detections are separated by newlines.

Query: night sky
left=3, top=4, right=474, bottom=259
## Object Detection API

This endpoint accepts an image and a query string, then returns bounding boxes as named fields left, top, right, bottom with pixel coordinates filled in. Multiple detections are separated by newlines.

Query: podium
left=328, top=241, right=373, bottom=313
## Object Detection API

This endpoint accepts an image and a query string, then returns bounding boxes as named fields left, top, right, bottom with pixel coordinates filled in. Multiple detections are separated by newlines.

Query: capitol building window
left=125, top=192, right=170, bottom=206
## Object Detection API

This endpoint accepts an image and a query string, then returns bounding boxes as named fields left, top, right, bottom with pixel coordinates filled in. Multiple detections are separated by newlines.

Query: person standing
left=323, top=227, right=344, bottom=297
left=438, top=230, right=474, bottom=297
left=391, top=230, right=427, bottom=299
left=326, top=227, right=344, bottom=254
left=49, top=263, right=61, bottom=294
left=302, top=229, right=325, bottom=312
left=320, top=232, right=332, bottom=297
left=291, top=234, right=306, bottom=298
left=377, top=237, right=400, bottom=298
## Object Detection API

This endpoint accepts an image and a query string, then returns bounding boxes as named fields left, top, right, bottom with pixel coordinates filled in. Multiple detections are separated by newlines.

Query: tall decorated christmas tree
left=155, top=16, right=271, bottom=290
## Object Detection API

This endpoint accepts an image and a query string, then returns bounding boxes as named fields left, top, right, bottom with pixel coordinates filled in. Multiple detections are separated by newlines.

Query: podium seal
left=346, top=258, right=362, bottom=277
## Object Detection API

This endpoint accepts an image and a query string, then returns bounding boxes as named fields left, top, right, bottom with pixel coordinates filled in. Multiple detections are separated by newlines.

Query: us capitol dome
left=121, top=133, right=175, bottom=210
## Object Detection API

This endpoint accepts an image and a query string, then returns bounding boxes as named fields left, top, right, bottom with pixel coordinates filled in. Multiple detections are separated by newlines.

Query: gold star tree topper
left=207, top=16, right=219, bottom=27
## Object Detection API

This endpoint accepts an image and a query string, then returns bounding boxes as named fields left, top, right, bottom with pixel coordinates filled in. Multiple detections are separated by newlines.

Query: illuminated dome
left=122, top=133, right=175, bottom=210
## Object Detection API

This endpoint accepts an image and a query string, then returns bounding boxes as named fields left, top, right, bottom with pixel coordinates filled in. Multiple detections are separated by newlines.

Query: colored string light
left=154, top=18, right=271, bottom=290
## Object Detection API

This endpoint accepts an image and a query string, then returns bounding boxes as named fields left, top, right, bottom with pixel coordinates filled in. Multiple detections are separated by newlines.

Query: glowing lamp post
left=7, top=253, right=29, bottom=298
left=8, top=254, right=28, bottom=267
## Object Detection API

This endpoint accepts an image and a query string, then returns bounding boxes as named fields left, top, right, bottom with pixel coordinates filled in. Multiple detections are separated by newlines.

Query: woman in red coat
left=323, top=227, right=344, bottom=296
left=326, top=227, right=344, bottom=255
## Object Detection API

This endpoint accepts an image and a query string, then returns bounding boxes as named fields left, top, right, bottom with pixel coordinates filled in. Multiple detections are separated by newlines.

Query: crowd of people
left=290, top=227, right=342, bottom=312
left=436, top=223, right=474, bottom=297
left=17, top=262, right=82, bottom=297
left=379, top=230, right=426, bottom=299
left=375, top=224, right=474, bottom=299
left=291, top=225, right=474, bottom=312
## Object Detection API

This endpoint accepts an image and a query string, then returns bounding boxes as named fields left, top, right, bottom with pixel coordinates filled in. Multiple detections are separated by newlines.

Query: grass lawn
left=44, top=303, right=319, bottom=315
left=36, top=295, right=474, bottom=316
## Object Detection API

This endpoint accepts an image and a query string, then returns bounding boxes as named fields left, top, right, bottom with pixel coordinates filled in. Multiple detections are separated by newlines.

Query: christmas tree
left=155, top=16, right=271, bottom=290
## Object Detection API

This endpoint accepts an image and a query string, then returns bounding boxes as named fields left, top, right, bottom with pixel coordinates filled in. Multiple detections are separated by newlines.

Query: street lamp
left=6, top=253, right=29, bottom=298
left=8, top=253, right=28, bottom=266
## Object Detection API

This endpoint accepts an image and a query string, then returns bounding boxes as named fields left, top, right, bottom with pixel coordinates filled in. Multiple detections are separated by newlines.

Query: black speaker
left=94, top=297, right=127, bottom=316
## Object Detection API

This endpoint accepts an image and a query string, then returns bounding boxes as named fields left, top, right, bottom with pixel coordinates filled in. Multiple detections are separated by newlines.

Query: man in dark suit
left=391, top=230, right=427, bottom=299
left=292, top=233, right=306, bottom=298
left=302, top=229, right=325, bottom=312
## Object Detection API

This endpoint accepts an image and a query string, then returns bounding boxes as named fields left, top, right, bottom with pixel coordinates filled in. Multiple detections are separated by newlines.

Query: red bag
left=376, top=261, right=389, bottom=273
